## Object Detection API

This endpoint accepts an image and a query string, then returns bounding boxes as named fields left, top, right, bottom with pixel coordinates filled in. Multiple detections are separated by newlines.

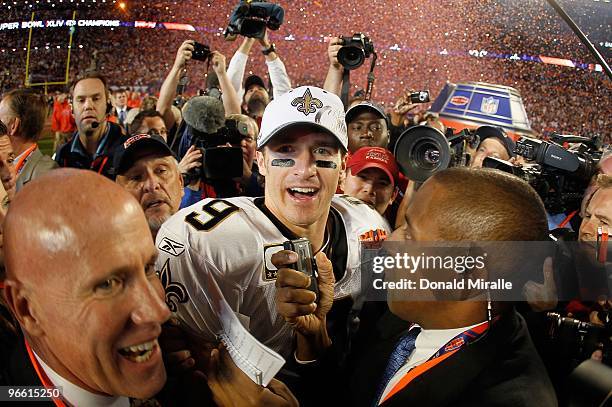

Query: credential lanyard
left=14, top=144, right=38, bottom=175
left=381, top=320, right=490, bottom=405
left=24, top=339, right=69, bottom=407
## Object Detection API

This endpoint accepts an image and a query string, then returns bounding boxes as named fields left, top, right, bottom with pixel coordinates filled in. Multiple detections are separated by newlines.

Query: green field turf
left=38, top=137, right=55, bottom=157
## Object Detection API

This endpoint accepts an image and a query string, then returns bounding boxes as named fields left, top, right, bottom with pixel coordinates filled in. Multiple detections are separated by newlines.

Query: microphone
left=182, top=96, right=226, bottom=134
left=91, top=121, right=100, bottom=129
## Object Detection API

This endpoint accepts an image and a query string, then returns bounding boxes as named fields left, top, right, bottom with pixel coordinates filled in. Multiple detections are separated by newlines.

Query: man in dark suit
left=276, top=167, right=558, bottom=406
left=111, top=88, right=131, bottom=130
left=359, top=168, right=557, bottom=406
left=0, top=88, right=58, bottom=192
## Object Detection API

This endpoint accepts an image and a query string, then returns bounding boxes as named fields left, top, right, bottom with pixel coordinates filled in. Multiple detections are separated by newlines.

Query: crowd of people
left=0, top=1, right=611, bottom=406
left=0, top=0, right=610, bottom=136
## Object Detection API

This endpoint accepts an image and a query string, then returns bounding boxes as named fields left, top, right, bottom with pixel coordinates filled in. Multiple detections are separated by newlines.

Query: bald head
left=426, top=167, right=548, bottom=241
left=2, top=168, right=169, bottom=399
left=4, top=168, right=148, bottom=281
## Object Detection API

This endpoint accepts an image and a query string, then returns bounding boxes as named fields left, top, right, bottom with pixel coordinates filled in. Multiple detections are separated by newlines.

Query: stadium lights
left=119, top=2, right=126, bottom=10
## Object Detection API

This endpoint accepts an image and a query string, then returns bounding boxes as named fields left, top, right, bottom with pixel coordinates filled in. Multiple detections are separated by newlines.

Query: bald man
left=1, top=169, right=170, bottom=405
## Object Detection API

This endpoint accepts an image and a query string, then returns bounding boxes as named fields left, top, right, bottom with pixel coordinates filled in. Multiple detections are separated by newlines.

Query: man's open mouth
left=118, top=339, right=157, bottom=363
left=287, top=187, right=319, bottom=199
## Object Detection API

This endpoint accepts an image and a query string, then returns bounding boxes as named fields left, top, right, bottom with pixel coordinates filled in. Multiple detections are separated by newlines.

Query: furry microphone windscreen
left=182, top=96, right=226, bottom=134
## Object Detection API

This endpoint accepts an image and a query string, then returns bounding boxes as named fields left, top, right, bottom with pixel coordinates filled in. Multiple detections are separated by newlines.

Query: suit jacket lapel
left=381, top=313, right=519, bottom=407
left=16, top=148, right=41, bottom=188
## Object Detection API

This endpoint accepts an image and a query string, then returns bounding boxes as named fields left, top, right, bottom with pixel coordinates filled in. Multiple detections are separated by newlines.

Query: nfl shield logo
left=480, top=97, right=499, bottom=114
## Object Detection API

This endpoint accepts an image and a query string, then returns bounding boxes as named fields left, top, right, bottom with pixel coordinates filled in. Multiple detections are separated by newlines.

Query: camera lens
left=338, top=46, right=365, bottom=70
left=394, top=125, right=452, bottom=182
left=414, top=140, right=442, bottom=169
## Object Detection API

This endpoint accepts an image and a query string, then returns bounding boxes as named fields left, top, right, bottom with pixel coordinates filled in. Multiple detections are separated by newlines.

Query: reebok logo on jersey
left=158, top=237, right=186, bottom=257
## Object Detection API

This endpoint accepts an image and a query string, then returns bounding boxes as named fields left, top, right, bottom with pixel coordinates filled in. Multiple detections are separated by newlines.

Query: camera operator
left=227, top=31, right=292, bottom=122
left=157, top=41, right=241, bottom=140
left=129, top=109, right=203, bottom=177
left=469, top=125, right=516, bottom=168
left=176, top=97, right=263, bottom=207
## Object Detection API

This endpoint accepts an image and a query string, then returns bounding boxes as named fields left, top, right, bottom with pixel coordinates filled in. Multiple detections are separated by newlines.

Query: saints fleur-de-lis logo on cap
left=291, top=88, right=323, bottom=116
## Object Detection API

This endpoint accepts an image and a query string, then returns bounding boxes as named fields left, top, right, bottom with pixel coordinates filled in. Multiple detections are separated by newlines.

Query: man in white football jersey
left=155, top=86, right=391, bottom=359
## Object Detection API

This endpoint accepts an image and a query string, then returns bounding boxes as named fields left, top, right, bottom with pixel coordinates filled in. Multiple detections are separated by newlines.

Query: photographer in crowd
left=157, top=40, right=241, bottom=141
left=176, top=97, right=263, bottom=204
left=469, top=125, right=516, bottom=168
left=227, top=31, right=292, bottom=122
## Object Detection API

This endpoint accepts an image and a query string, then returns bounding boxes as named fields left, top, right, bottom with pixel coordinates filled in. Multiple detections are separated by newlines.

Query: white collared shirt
left=379, top=322, right=484, bottom=405
left=33, top=351, right=130, bottom=407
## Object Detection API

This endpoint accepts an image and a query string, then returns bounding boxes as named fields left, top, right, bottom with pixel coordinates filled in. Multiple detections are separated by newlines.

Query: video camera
left=394, top=125, right=480, bottom=182
left=224, top=1, right=285, bottom=40
left=184, top=118, right=250, bottom=185
left=484, top=134, right=602, bottom=214
left=546, top=312, right=611, bottom=367
left=338, top=33, right=375, bottom=70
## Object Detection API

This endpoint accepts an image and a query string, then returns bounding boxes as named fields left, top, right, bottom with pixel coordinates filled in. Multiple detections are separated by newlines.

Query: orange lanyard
left=381, top=321, right=489, bottom=404
left=24, top=339, right=68, bottom=407
left=14, top=144, right=38, bottom=175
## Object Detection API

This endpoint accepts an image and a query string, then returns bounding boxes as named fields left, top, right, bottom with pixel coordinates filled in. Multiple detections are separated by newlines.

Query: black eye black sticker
left=315, top=160, right=337, bottom=169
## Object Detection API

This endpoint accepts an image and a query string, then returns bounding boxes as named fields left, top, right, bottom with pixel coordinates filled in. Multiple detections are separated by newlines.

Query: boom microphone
left=182, top=96, right=226, bottom=134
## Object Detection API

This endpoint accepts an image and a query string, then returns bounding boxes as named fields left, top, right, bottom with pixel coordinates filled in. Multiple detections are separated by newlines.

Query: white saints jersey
left=155, top=195, right=391, bottom=357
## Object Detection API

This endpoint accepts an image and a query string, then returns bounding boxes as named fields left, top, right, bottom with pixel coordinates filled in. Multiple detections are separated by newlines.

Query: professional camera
left=394, top=125, right=480, bottom=182
left=224, top=1, right=285, bottom=40
left=546, top=312, right=610, bottom=367
left=483, top=134, right=602, bottom=214
left=337, top=33, right=375, bottom=70
left=184, top=118, right=250, bottom=185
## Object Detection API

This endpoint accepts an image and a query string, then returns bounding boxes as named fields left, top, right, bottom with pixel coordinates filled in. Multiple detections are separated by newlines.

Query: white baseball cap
left=257, top=86, right=348, bottom=151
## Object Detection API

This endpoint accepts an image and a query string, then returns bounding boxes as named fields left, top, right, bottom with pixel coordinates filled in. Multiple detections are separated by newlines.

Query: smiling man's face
left=257, top=127, right=343, bottom=229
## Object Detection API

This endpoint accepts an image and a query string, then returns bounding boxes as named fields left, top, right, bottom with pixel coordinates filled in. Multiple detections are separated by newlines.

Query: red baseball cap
left=347, top=147, right=399, bottom=187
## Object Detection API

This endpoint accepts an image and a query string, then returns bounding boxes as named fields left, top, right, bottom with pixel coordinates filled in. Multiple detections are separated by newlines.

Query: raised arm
left=259, top=31, right=292, bottom=98
left=157, top=40, right=194, bottom=130
left=323, top=37, right=344, bottom=97
left=211, top=51, right=241, bottom=115
left=227, top=37, right=256, bottom=99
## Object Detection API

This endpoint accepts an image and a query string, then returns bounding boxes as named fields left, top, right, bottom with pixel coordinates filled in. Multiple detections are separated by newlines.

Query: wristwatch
left=261, top=43, right=276, bottom=56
